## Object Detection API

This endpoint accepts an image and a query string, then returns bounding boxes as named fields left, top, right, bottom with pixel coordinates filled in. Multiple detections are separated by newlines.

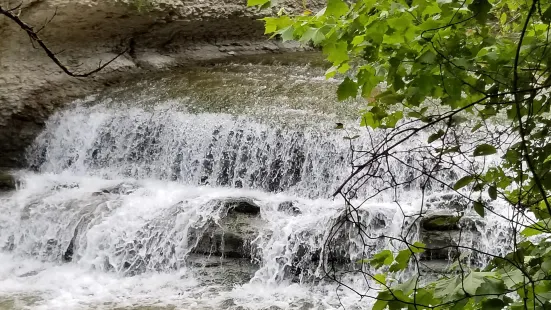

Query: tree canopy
left=249, top=0, right=551, bottom=309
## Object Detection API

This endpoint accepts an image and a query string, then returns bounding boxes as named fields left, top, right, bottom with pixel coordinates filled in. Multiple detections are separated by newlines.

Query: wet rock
left=52, top=183, right=79, bottom=191
left=298, top=302, right=315, bottom=310
left=220, top=298, right=236, bottom=307
left=96, top=182, right=138, bottom=195
left=426, top=192, right=493, bottom=213
left=187, top=254, right=258, bottom=286
left=425, top=193, right=469, bottom=212
left=421, top=211, right=461, bottom=231
left=224, top=197, right=261, bottom=215
left=63, top=238, right=75, bottom=262
left=277, top=201, right=301, bottom=215
left=192, top=198, right=264, bottom=258
left=0, top=172, right=16, bottom=191
left=420, top=230, right=459, bottom=260
left=418, top=260, right=451, bottom=275
left=17, top=270, right=42, bottom=278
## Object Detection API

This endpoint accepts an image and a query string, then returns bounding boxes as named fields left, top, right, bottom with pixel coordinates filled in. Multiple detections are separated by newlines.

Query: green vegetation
left=249, top=0, right=551, bottom=309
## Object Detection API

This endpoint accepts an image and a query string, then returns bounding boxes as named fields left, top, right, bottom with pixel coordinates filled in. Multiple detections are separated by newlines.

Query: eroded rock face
left=0, top=0, right=323, bottom=167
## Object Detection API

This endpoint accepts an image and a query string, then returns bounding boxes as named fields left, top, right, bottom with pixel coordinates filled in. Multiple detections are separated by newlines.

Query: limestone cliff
left=0, top=0, right=320, bottom=167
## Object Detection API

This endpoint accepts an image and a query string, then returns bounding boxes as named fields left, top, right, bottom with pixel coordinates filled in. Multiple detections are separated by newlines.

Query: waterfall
left=0, top=63, right=514, bottom=309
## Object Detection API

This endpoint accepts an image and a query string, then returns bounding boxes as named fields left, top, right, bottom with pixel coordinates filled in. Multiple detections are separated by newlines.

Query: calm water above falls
left=0, top=59, right=513, bottom=310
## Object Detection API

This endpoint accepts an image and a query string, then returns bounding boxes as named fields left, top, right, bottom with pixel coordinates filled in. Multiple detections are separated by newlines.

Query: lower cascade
left=0, top=63, right=513, bottom=310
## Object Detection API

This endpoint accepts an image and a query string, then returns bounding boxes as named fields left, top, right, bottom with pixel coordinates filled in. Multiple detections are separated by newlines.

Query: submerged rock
left=95, top=183, right=138, bottom=195
left=192, top=198, right=265, bottom=258
left=277, top=201, right=301, bottom=215
left=187, top=254, right=258, bottom=286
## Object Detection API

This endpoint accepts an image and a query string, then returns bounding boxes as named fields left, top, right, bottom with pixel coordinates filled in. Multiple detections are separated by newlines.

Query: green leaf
left=521, top=219, right=551, bottom=237
left=323, top=41, right=349, bottom=65
left=384, top=111, right=403, bottom=128
left=488, top=185, right=497, bottom=200
left=372, top=299, right=388, bottom=310
left=389, top=249, right=412, bottom=272
left=338, top=63, right=350, bottom=74
left=360, top=112, right=381, bottom=129
left=471, top=123, right=483, bottom=132
left=325, top=66, right=338, bottom=79
left=468, top=0, right=492, bottom=24
left=334, top=123, right=344, bottom=130
left=373, top=273, right=386, bottom=285
left=300, top=27, right=326, bottom=45
left=337, top=77, right=358, bottom=101
left=476, top=277, right=507, bottom=296
left=325, top=0, right=348, bottom=17
left=247, top=0, right=270, bottom=6
left=418, top=51, right=436, bottom=64
left=454, top=175, right=474, bottom=190
left=463, top=272, right=495, bottom=295
left=410, top=242, right=425, bottom=253
left=279, top=26, right=295, bottom=41
left=542, top=5, right=551, bottom=23
left=474, top=201, right=485, bottom=217
left=394, top=275, right=419, bottom=295
left=370, top=249, right=394, bottom=268
left=428, top=130, right=445, bottom=143
left=499, top=13, right=507, bottom=25
left=481, top=298, right=505, bottom=310
left=473, top=144, right=497, bottom=157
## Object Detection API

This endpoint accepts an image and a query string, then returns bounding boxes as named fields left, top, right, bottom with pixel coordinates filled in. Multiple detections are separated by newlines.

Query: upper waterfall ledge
left=0, top=0, right=323, bottom=168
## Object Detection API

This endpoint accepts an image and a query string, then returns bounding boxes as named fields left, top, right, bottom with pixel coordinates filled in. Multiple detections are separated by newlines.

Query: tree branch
left=0, top=4, right=129, bottom=77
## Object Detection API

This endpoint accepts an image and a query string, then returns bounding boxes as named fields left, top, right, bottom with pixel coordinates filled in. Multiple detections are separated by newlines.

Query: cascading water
left=0, top=59, right=513, bottom=310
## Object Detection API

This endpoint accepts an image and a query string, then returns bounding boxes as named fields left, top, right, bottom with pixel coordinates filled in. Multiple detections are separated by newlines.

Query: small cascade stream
left=0, top=59, right=514, bottom=310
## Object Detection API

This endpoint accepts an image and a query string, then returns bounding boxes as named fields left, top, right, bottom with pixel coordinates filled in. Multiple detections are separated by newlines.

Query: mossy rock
left=0, top=172, right=16, bottom=191
left=422, top=213, right=462, bottom=231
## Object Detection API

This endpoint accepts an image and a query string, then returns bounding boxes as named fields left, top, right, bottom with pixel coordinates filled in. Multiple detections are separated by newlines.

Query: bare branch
left=0, top=4, right=129, bottom=77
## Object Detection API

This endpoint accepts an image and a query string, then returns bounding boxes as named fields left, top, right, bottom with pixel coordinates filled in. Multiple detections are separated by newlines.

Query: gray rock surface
left=0, top=0, right=323, bottom=167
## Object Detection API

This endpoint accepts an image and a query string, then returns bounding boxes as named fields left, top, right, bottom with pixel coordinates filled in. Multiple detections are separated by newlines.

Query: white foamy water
left=0, top=172, right=411, bottom=309
left=0, top=61, right=516, bottom=309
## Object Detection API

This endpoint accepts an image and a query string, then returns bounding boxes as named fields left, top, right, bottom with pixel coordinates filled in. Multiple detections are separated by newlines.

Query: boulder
left=421, top=211, right=461, bottom=231
left=192, top=198, right=265, bottom=259
left=277, top=201, right=301, bottom=215
left=420, top=230, right=460, bottom=260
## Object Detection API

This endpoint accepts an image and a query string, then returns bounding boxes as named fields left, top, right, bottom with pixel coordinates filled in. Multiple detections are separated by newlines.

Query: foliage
left=249, top=0, right=551, bottom=309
